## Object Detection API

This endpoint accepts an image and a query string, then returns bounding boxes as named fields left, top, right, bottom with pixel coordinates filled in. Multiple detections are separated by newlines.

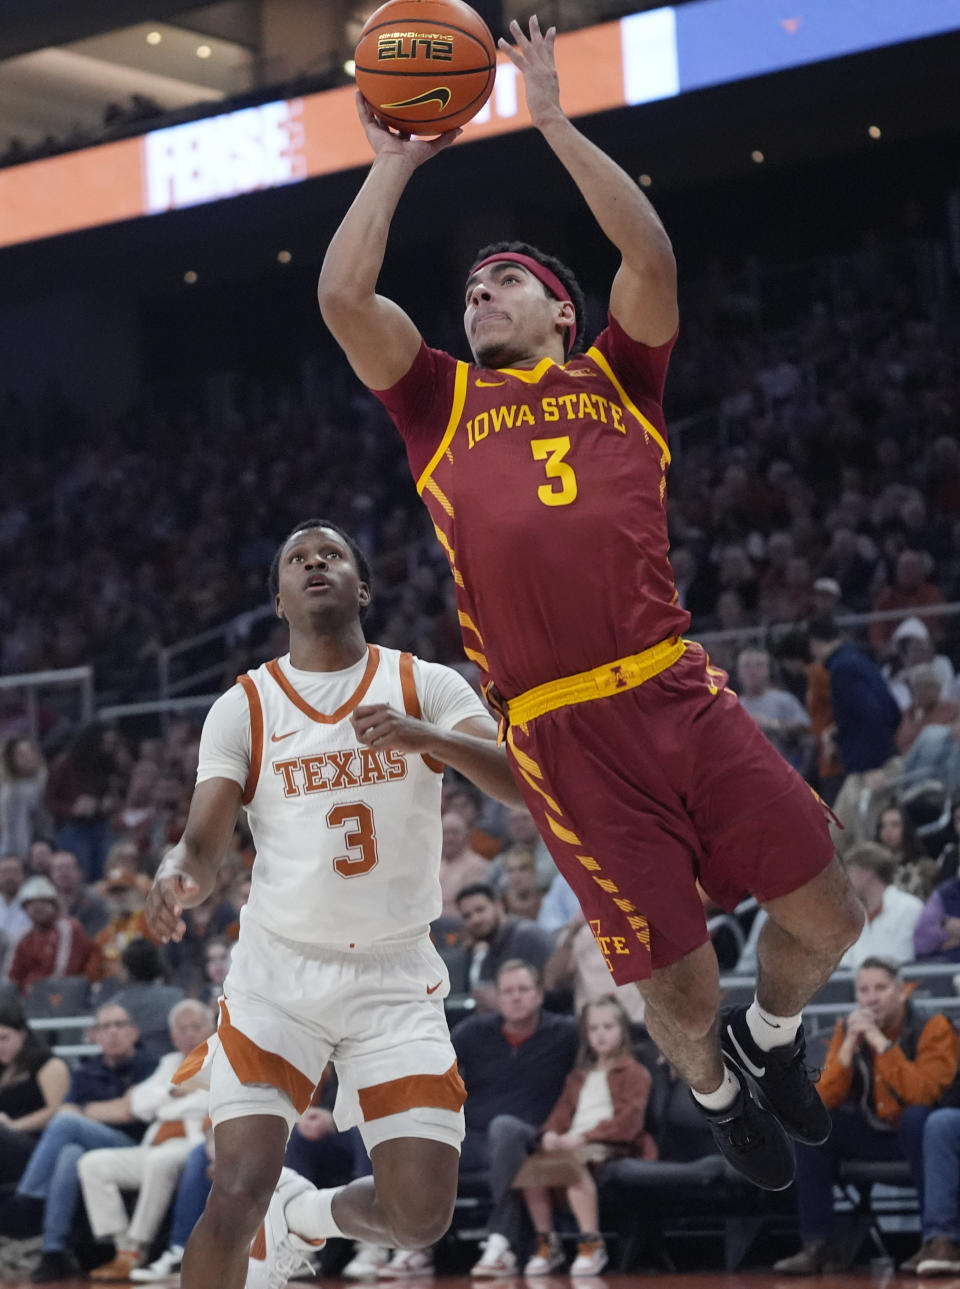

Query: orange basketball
left=355, top=0, right=497, bottom=135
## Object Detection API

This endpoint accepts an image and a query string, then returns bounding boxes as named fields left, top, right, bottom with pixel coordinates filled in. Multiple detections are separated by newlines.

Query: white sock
left=692, top=1064, right=739, bottom=1112
left=284, top=1186, right=348, bottom=1241
left=746, top=999, right=802, bottom=1051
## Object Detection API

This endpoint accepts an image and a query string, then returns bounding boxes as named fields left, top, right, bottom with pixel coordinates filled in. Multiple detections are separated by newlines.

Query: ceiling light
left=196, top=44, right=212, bottom=59
left=868, top=125, right=882, bottom=139
left=277, top=250, right=292, bottom=264
left=184, top=270, right=198, bottom=284
left=146, top=30, right=162, bottom=45
left=638, top=173, right=652, bottom=188
left=343, top=58, right=356, bottom=76
left=751, top=149, right=765, bottom=163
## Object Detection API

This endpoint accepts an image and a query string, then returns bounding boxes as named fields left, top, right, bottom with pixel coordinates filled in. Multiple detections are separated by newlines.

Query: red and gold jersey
left=373, top=315, right=689, bottom=697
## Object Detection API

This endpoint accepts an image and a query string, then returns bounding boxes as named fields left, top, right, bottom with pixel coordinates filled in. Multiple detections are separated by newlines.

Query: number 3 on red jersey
left=531, top=436, right=578, bottom=507
left=327, top=802, right=379, bottom=877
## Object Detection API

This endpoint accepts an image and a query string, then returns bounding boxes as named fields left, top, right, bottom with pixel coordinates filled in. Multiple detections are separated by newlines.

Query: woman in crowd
left=878, top=805, right=938, bottom=900
left=0, top=737, right=50, bottom=861
left=0, top=999, right=70, bottom=1185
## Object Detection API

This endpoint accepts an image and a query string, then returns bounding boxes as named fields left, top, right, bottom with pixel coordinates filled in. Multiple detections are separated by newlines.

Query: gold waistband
left=505, top=637, right=686, bottom=727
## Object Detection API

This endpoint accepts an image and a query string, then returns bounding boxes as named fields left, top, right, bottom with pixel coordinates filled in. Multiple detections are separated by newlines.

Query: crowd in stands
left=0, top=216, right=959, bottom=1275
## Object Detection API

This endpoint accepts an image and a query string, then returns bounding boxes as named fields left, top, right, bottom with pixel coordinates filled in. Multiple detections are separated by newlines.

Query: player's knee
left=389, top=1209, right=451, bottom=1250
left=381, top=1189, right=454, bottom=1250
left=207, top=1162, right=277, bottom=1235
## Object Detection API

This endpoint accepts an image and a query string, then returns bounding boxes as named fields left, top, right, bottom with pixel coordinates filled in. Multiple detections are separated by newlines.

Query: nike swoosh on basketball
left=381, top=86, right=451, bottom=111
left=726, top=1026, right=765, bottom=1078
left=426, top=980, right=443, bottom=995
left=475, top=379, right=506, bottom=387
left=271, top=730, right=299, bottom=742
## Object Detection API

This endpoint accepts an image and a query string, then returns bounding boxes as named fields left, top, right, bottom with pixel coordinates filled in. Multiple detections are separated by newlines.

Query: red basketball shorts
left=506, top=642, right=835, bottom=984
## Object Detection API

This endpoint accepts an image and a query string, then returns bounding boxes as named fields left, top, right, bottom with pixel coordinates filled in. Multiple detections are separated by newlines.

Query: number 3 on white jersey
left=327, top=802, right=379, bottom=877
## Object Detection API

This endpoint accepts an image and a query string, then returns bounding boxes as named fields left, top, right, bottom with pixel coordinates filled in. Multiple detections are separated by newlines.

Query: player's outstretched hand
left=352, top=702, right=435, bottom=753
left=355, top=91, right=462, bottom=166
left=498, top=15, right=561, bottom=129
left=146, top=867, right=201, bottom=944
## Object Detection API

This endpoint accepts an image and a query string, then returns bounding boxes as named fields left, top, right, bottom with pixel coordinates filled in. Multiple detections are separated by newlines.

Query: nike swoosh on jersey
left=426, top=980, right=443, bottom=994
left=271, top=730, right=299, bottom=742
left=726, top=1027, right=765, bottom=1079
left=475, top=379, right=506, bottom=387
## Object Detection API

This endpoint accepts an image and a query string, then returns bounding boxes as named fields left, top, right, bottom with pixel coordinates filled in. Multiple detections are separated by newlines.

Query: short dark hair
left=469, top=241, right=586, bottom=357
left=268, top=519, right=373, bottom=611
left=845, top=842, right=897, bottom=886
left=808, top=615, right=840, bottom=643
left=496, top=957, right=542, bottom=987
left=455, top=881, right=498, bottom=906
left=121, top=937, right=169, bottom=983
left=857, top=955, right=900, bottom=979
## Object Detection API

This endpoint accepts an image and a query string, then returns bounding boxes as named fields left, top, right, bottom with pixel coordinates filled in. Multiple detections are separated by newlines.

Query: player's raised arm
left=500, top=16, right=678, bottom=346
left=317, top=94, right=461, bottom=390
left=145, top=777, right=243, bottom=943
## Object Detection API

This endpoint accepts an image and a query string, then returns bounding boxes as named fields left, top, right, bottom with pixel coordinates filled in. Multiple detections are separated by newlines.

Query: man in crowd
left=456, top=883, right=555, bottom=1010
left=94, top=867, right=151, bottom=979
left=774, top=958, right=959, bottom=1275
left=77, top=1000, right=215, bottom=1282
left=870, top=550, right=945, bottom=651
left=6, top=875, right=101, bottom=995
left=438, top=811, right=490, bottom=918
left=0, top=853, right=31, bottom=949
left=808, top=617, right=903, bottom=851
left=839, top=843, right=924, bottom=970
left=896, top=666, right=960, bottom=755
left=736, top=647, right=812, bottom=770
left=1, top=1002, right=157, bottom=1283
left=901, top=1107, right=960, bottom=1275
left=379, top=960, right=578, bottom=1278
left=50, top=849, right=109, bottom=937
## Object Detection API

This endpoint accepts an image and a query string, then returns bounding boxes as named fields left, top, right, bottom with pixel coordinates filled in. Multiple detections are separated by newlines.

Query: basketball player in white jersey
left=145, top=519, right=523, bottom=1289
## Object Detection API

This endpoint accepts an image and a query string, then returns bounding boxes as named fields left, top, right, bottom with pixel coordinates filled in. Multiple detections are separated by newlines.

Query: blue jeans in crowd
left=17, top=1112, right=133, bottom=1253
left=794, top=1104, right=931, bottom=1240
left=922, top=1108, right=960, bottom=1243
left=169, top=1142, right=212, bottom=1250
left=168, top=1126, right=371, bottom=1253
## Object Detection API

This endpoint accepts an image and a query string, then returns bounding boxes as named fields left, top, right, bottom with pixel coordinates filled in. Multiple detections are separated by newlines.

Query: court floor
left=0, top=1273, right=922, bottom=1288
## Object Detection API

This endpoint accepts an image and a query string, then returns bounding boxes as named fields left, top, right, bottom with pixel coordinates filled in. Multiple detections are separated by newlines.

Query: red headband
left=469, top=253, right=577, bottom=351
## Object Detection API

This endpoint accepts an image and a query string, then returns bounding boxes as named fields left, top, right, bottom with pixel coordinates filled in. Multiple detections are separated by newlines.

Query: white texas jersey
left=209, top=645, right=486, bottom=946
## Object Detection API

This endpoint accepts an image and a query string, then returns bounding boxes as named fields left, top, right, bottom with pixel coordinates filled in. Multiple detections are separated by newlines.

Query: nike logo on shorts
left=726, top=1026, right=765, bottom=1079
left=426, top=980, right=443, bottom=995
left=271, top=730, right=299, bottom=742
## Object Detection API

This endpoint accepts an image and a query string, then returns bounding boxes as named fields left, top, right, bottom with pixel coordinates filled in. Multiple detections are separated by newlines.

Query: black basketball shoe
left=721, top=1004, right=831, bottom=1146
left=695, top=1061, right=796, bottom=1191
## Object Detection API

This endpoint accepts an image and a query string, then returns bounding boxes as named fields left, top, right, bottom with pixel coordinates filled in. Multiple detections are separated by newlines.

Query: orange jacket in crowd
left=540, top=1054, right=657, bottom=1159
left=818, top=1005, right=959, bottom=1125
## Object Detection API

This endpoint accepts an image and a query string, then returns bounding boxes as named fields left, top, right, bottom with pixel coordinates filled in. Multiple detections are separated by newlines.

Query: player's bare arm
left=146, top=776, right=243, bottom=944
left=317, top=94, right=460, bottom=390
left=501, top=16, right=678, bottom=346
left=351, top=703, right=523, bottom=805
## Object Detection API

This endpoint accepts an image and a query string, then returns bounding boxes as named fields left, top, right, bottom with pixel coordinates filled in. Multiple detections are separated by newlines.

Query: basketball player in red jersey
left=318, top=18, right=864, bottom=1189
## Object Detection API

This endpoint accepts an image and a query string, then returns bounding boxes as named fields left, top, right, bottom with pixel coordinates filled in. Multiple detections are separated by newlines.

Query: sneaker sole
left=722, top=1022, right=830, bottom=1146
left=918, top=1264, right=960, bottom=1276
